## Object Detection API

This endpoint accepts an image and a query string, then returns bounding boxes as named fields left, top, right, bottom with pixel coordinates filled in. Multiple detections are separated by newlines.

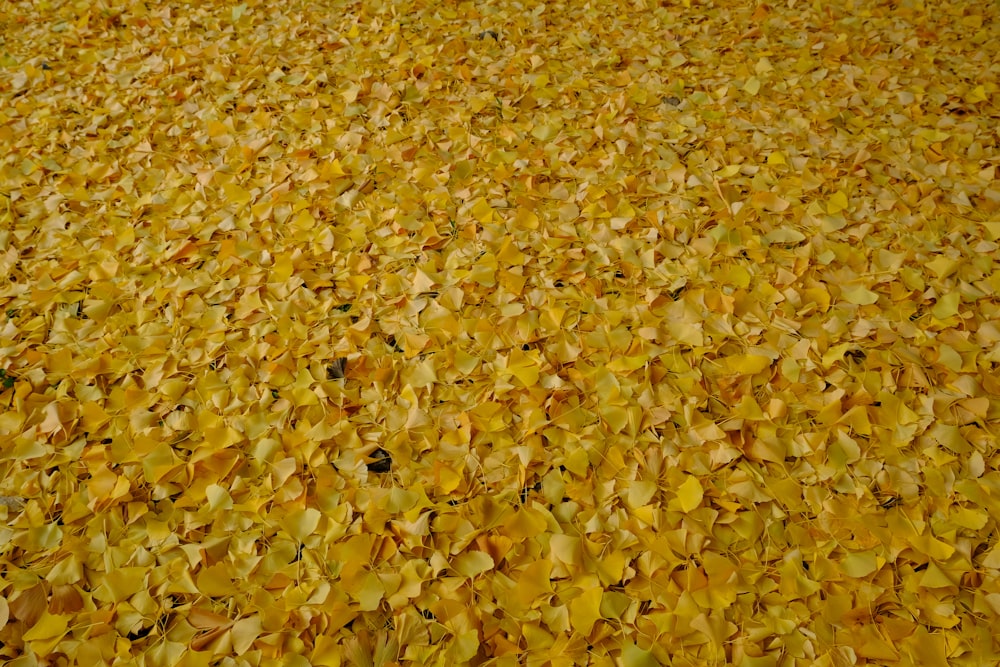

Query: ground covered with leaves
left=1, top=0, right=999, bottom=664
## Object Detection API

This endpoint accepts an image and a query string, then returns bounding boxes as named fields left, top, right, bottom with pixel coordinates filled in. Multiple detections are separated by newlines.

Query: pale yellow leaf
left=841, top=285, right=879, bottom=305
left=676, top=475, right=704, bottom=513
left=453, top=551, right=494, bottom=578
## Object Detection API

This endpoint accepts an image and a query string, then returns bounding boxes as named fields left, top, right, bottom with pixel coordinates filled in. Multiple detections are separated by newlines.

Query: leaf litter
left=1, top=0, right=999, bottom=665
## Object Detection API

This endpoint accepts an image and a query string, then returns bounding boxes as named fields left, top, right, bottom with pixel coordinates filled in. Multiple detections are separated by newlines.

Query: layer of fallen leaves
left=2, top=0, right=999, bottom=665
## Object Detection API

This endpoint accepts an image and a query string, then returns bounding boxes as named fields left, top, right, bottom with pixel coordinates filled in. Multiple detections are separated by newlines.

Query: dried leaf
left=1, top=0, right=996, bottom=663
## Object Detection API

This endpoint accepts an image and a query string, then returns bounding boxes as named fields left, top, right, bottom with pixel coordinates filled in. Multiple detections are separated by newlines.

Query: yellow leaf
left=906, top=628, right=949, bottom=667
left=743, top=77, right=761, bottom=95
left=196, top=563, right=235, bottom=598
left=356, top=572, right=384, bottom=611
left=596, top=550, right=627, bottom=587
left=600, top=590, right=631, bottom=618
left=720, top=353, right=772, bottom=375
left=980, top=221, right=1000, bottom=241
left=292, top=210, right=316, bottom=231
left=549, top=534, right=583, bottom=567
left=840, top=405, right=871, bottom=436
left=568, top=586, right=603, bottom=636
left=514, top=207, right=539, bottom=229
left=401, top=357, right=437, bottom=388
left=599, top=404, right=630, bottom=433
left=453, top=551, right=495, bottom=578
left=142, top=443, right=180, bottom=484
left=763, top=227, right=805, bottom=244
left=271, top=251, right=295, bottom=283
left=232, top=616, right=261, bottom=655
left=205, top=484, right=233, bottom=512
left=625, top=480, right=657, bottom=509
left=312, top=635, right=345, bottom=666
left=436, top=463, right=463, bottom=494
left=285, top=507, right=322, bottom=541
left=98, top=567, right=147, bottom=603
left=803, top=286, right=831, bottom=312
left=291, top=385, right=320, bottom=407
left=223, top=182, right=252, bottom=207
left=325, top=158, right=346, bottom=176
left=733, top=394, right=765, bottom=420
left=386, top=488, right=418, bottom=513
left=841, top=551, right=878, bottom=578
left=606, top=353, right=650, bottom=373
left=841, top=285, right=879, bottom=305
left=471, top=197, right=493, bottom=223
left=925, top=256, right=959, bottom=280
left=826, top=190, right=849, bottom=214
left=449, top=630, right=480, bottom=662
left=931, top=292, right=960, bottom=319
left=531, top=121, right=562, bottom=141
left=950, top=507, right=988, bottom=530
left=911, top=533, right=956, bottom=561
left=667, top=318, right=704, bottom=346
left=503, top=507, right=549, bottom=540
left=676, top=475, right=704, bottom=513
left=453, top=348, right=479, bottom=375
left=919, top=562, right=957, bottom=588
left=469, top=252, right=497, bottom=286
left=203, top=425, right=242, bottom=450
left=207, top=120, right=229, bottom=137
left=516, top=560, right=554, bottom=607
left=411, top=267, right=437, bottom=293
left=507, top=349, right=540, bottom=387
left=750, top=191, right=790, bottom=212
left=966, top=84, right=988, bottom=104
left=623, top=642, right=659, bottom=667
left=22, top=612, right=69, bottom=641
left=981, top=545, right=1000, bottom=569
left=38, top=403, right=65, bottom=433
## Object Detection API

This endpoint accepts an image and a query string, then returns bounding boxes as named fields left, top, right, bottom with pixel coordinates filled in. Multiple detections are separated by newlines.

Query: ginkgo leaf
left=453, top=551, right=495, bottom=578
left=919, top=562, right=957, bottom=589
left=516, top=560, right=554, bottom=607
left=750, top=191, right=790, bottom=212
left=356, top=573, right=385, bottom=611
left=98, top=567, right=147, bottom=603
left=841, top=551, right=878, bottom=578
left=622, top=643, right=660, bottom=667
left=223, top=182, right=253, bottom=207
left=568, top=586, right=603, bottom=636
left=720, top=353, right=772, bottom=375
left=826, top=191, right=849, bottom=214
left=471, top=197, right=494, bottom=224
left=931, top=292, right=960, bottom=319
left=285, top=508, right=322, bottom=542
left=205, top=484, right=233, bottom=512
left=196, top=563, right=235, bottom=598
left=676, top=476, right=704, bottom=513
left=2, top=0, right=995, bottom=662
left=232, top=616, right=262, bottom=655
left=841, top=286, right=880, bottom=305
left=625, top=480, right=657, bottom=509
left=764, top=227, right=805, bottom=244
left=21, top=612, right=70, bottom=642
